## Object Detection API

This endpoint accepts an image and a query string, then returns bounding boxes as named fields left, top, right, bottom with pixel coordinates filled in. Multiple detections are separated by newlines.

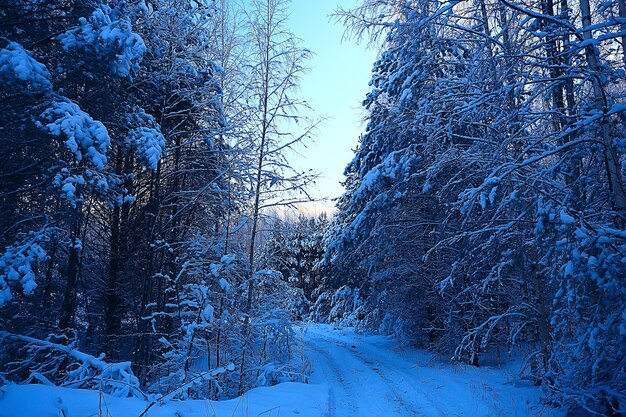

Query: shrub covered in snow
left=311, top=286, right=367, bottom=328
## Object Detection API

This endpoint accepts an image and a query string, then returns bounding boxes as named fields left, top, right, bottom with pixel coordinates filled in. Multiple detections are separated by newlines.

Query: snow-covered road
left=304, top=324, right=559, bottom=417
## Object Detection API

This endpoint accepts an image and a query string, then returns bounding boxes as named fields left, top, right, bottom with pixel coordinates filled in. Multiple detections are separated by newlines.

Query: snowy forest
left=0, top=0, right=624, bottom=417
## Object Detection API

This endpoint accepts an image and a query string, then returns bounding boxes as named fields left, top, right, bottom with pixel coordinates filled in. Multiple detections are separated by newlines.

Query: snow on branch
left=59, top=5, right=146, bottom=77
left=351, top=147, right=416, bottom=205
left=0, top=229, right=47, bottom=308
left=0, top=332, right=144, bottom=399
left=0, top=42, right=52, bottom=92
left=38, top=100, right=111, bottom=170
left=125, top=110, right=166, bottom=170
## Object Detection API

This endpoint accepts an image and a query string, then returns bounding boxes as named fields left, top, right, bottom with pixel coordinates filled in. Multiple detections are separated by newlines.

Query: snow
left=559, top=210, right=576, bottom=225
left=55, top=174, right=86, bottom=203
left=202, top=304, right=214, bottom=324
left=304, top=324, right=563, bottom=417
left=351, top=148, right=417, bottom=204
left=1, top=333, right=141, bottom=398
left=39, top=100, right=111, bottom=170
left=210, top=262, right=221, bottom=277
left=129, top=126, right=166, bottom=170
left=0, top=42, right=52, bottom=91
left=0, top=323, right=563, bottom=417
left=220, top=254, right=236, bottom=264
left=562, top=261, right=575, bottom=277
left=218, top=278, right=231, bottom=291
left=0, top=235, right=47, bottom=308
left=124, top=110, right=165, bottom=170
left=0, top=382, right=330, bottom=417
left=59, top=5, right=146, bottom=77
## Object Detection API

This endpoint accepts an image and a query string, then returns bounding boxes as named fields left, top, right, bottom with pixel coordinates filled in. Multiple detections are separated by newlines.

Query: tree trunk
left=105, top=153, right=124, bottom=352
left=617, top=0, right=626, bottom=67
left=247, top=1, right=273, bottom=310
left=58, top=212, right=82, bottom=334
left=579, top=0, right=626, bottom=223
left=41, top=236, right=57, bottom=309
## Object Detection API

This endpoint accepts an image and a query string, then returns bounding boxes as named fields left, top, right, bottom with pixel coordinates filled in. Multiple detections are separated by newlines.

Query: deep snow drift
left=0, top=324, right=561, bottom=417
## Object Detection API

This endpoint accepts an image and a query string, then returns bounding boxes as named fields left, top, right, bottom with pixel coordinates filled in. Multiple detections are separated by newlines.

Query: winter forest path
left=303, top=324, right=557, bottom=417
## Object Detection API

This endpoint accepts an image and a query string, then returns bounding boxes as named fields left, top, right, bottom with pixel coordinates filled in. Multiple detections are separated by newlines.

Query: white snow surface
left=304, top=324, right=561, bottom=417
left=0, top=382, right=330, bottom=417
left=0, top=323, right=562, bottom=417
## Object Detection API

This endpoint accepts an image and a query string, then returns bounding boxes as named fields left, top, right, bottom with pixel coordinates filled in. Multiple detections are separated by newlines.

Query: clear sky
left=285, top=0, right=379, bottom=215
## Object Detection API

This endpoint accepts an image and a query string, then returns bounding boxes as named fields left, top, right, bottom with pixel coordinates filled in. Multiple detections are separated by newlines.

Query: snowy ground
left=0, top=324, right=562, bottom=417
left=304, top=324, right=562, bottom=417
left=0, top=381, right=330, bottom=417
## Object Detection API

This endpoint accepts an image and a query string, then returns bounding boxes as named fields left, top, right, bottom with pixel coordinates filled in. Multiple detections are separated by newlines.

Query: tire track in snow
left=306, top=342, right=358, bottom=417
left=306, top=331, right=425, bottom=417
left=305, top=324, right=554, bottom=417
left=318, top=335, right=448, bottom=417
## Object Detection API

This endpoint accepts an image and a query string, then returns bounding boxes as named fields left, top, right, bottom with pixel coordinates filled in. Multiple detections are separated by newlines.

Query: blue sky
left=285, top=0, right=379, bottom=214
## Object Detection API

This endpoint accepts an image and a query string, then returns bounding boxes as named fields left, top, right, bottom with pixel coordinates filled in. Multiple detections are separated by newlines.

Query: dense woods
left=1, top=0, right=625, bottom=416
left=320, top=0, right=626, bottom=415
left=0, top=0, right=323, bottom=400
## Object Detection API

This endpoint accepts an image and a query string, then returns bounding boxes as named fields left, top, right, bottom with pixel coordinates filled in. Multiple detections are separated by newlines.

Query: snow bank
left=0, top=382, right=330, bottom=417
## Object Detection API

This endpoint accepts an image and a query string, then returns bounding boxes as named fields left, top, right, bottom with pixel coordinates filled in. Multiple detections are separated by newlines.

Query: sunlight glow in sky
left=285, top=0, right=379, bottom=215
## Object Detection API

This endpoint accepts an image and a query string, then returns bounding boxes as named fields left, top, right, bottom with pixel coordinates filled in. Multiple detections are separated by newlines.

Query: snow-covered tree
left=237, top=0, right=319, bottom=308
left=263, top=214, right=328, bottom=300
left=326, top=0, right=626, bottom=414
